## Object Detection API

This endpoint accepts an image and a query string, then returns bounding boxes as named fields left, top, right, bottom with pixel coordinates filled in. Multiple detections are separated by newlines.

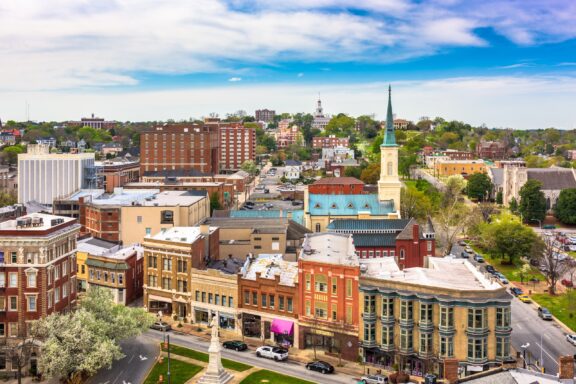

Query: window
left=364, top=322, right=375, bottom=342
left=346, top=305, right=353, bottom=323
left=0, top=297, right=4, bottom=311
left=420, top=332, right=432, bottom=354
left=9, top=323, right=18, bottom=337
left=62, top=262, right=67, bottom=276
left=496, top=336, right=510, bottom=359
left=222, top=296, right=227, bottom=307
left=427, top=241, right=432, bottom=252
left=137, top=216, right=142, bottom=223
left=332, top=309, right=337, bottom=320
left=279, top=296, right=285, bottom=311
left=468, top=308, right=487, bottom=330
left=148, top=256, right=157, bottom=268
left=315, top=302, right=328, bottom=318
left=269, top=295, right=275, bottom=309
left=9, top=297, right=17, bottom=311
left=440, top=336, right=454, bottom=357
left=420, top=303, right=433, bottom=324
left=202, top=292, right=206, bottom=302
left=111, top=273, right=115, bottom=284
left=177, top=280, right=187, bottom=293
left=382, top=297, right=394, bottom=317
left=390, top=250, right=395, bottom=257
left=8, top=273, right=17, bottom=287
left=177, top=260, right=187, bottom=273
left=244, top=291, right=250, bottom=305
left=496, top=307, right=511, bottom=328
left=315, top=275, right=327, bottom=292
left=104, top=272, right=108, bottom=282
left=252, top=292, right=258, bottom=305
left=47, top=290, right=53, bottom=308
left=400, top=300, right=413, bottom=321
left=148, top=275, right=157, bottom=287
left=261, top=294, right=267, bottom=307
left=161, top=210, right=174, bottom=224
left=162, top=278, right=171, bottom=290
left=287, top=297, right=293, bottom=312
left=96, top=271, right=101, bottom=280
left=146, top=228, right=151, bottom=236
left=81, top=264, right=85, bottom=274
left=400, top=329, right=413, bottom=351
left=440, top=306, right=454, bottom=328
left=229, top=297, right=233, bottom=308
left=208, top=293, right=213, bottom=304
left=27, top=296, right=37, bottom=312
left=63, top=283, right=68, bottom=298
left=118, top=274, right=123, bottom=284
left=305, top=273, right=311, bottom=291
left=11, top=252, right=17, bottom=263
left=305, top=300, right=311, bottom=316
left=55, top=265, right=60, bottom=280
left=315, top=223, right=321, bottom=232
left=375, top=250, right=381, bottom=257
left=196, top=291, right=200, bottom=301
left=331, top=277, right=337, bottom=295
left=55, top=287, right=60, bottom=303
left=399, top=249, right=405, bottom=260
left=0, top=274, right=5, bottom=288
left=163, top=258, right=172, bottom=271
left=0, top=323, right=4, bottom=337
left=364, top=295, right=376, bottom=314
left=382, top=326, right=393, bottom=346
left=346, top=279, right=352, bottom=297
left=467, top=337, right=488, bottom=361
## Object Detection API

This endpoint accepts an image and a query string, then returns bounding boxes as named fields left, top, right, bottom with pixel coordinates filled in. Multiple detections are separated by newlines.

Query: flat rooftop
left=240, top=254, right=298, bottom=287
left=78, top=237, right=120, bottom=255
left=300, top=233, right=359, bottom=266
left=0, top=213, right=76, bottom=232
left=64, top=189, right=206, bottom=207
left=148, top=226, right=217, bottom=244
left=362, top=257, right=502, bottom=291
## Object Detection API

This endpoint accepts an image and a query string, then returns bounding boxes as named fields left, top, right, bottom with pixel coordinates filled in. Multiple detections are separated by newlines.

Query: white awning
left=148, top=294, right=172, bottom=303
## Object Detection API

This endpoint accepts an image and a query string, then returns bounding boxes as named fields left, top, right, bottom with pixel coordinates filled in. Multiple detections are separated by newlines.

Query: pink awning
left=271, top=319, right=294, bottom=335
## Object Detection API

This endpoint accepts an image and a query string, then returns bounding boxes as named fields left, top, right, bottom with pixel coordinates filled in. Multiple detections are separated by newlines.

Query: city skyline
left=0, top=0, right=575, bottom=129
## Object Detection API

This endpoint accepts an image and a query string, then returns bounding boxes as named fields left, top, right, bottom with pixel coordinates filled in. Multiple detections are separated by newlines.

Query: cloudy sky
left=0, top=0, right=575, bottom=129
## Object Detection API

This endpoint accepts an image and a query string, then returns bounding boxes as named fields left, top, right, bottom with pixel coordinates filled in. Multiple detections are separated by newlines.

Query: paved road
left=145, top=330, right=358, bottom=384
left=88, top=335, right=158, bottom=384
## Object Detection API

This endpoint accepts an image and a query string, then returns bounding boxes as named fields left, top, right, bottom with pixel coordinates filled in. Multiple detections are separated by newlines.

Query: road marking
left=128, top=355, right=134, bottom=363
left=544, top=334, right=551, bottom=340
left=139, top=355, right=148, bottom=361
left=112, top=370, right=124, bottom=384
left=515, top=323, right=523, bottom=330
left=535, top=343, right=559, bottom=367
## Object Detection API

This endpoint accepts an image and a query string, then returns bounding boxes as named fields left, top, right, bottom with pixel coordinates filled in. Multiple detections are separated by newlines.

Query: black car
left=305, top=360, right=334, bottom=374
left=223, top=340, right=248, bottom=351
left=244, top=201, right=255, bottom=207
left=485, top=265, right=496, bottom=274
left=461, top=251, right=469, bottom=258
left=510, top=287, right=523, bottom=296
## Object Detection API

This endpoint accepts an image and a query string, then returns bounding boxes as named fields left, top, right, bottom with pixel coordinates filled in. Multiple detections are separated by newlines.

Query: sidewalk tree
left=509, top=197, right=519, bottom=213
left=240, top=160, right=258, bottom=176
left=466, top=172, right=493, bottom=201
left=555, top=188, right=576, bottom=224
left=536, top=236, right=575, bottom=295
left=519, top=179, right=546, bottom=223
left=480, top=213, right=538, bottom=265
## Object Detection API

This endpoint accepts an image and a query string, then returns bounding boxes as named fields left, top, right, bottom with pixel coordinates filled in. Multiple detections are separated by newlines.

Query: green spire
left=382, top=84, right=396, bottom=147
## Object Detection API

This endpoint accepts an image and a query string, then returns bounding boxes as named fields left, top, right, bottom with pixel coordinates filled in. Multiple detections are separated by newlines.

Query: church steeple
left=382, top=85, right=396, bottom=147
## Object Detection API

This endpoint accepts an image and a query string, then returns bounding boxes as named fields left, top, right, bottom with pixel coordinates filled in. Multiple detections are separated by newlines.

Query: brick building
left=140, top=124, right=220, bottom=175
left=298, top=233, right=360, bottom=361
left=327, top=218, right=436, bottom=269
left=96, top=158, right=140, bottom=193
left=219, top=125, right=256, bottom=172
left=0, top=213, right=80, bottom=371
left=434, top=160, right=487, bottom=177
left=476, top=141, right=507, bottom=160
left=312, top=135, right=350, bottom=149
left=308, top=177, right=365, bottom=195
left=238, top=254, right=299, bottom=348
left=255, top=109, right=275, bottom=123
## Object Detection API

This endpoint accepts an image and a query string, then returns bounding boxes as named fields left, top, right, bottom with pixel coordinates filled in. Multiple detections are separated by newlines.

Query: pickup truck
left=255, top=346, right=288, bottom=361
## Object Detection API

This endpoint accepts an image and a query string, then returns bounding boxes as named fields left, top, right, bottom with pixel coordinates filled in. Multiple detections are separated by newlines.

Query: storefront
left=194, top=308, right=210, bottom=324
left=219, top=313, right=236, bottom=331
left=148, top=295, right=172, bottom=315
left=242, top=313, right=262, bottom=338
left=364, top=348, right=394, bottom=370
left=271, top=319, right=294, bottom=348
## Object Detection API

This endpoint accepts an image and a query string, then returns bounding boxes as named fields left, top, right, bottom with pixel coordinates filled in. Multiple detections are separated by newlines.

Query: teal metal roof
left=308, top=194, right=394, bottom=216
left=230, top=209, right=305, bottom=226
left=352, top=233, right=397, bottom=247
left=327, top=219, right=409, bottom=231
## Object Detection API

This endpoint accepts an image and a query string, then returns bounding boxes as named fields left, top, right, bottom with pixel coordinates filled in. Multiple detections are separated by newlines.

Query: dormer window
left=314, top=203, right=321, bottom=209
left=331, top=203, right=337, bottom=209
left=364, top=204, right=370, bottom=209
left=347, top=203, right=354, bottom=209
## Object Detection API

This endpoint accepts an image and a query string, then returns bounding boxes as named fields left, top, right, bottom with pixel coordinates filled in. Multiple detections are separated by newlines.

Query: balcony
left=379, top=343, right=395, bottom=352
left=362, top=339, right=377, bottom=348
left=438, top=324, right=455, bottom=334
left=418, top=350, right=435, bottom=359
left=418, top=320, right=434, bottom=332
left=398, top=346, right=414, bottom=355
left=381, top=314, right=395, bottom=324
left=466, top=327, right=490, bottom=337
left=467, top=356, right=488, bottom=365
left=398, top=318, right=414, bottom=328
left=495, top=325, right=512, bottom=334
left=362, top=311, right=377, bottom=322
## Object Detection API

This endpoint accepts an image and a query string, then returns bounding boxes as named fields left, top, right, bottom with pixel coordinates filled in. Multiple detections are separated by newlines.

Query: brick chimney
left=443, top=358, right=459, bottom=384
left=559, top=355, right=574, bottom=381
left=412, top=223, right=420, bottom=243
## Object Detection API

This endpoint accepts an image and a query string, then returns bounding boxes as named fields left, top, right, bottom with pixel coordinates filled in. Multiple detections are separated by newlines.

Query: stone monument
left=197, top=314, right=233, bottom=384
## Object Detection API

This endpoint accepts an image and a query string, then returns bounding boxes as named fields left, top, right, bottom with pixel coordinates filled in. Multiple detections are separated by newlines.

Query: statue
left=197, top=313, right=233, bottom=384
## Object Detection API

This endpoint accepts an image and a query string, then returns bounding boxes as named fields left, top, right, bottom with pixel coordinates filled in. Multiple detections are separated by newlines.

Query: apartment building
left=312, top=135, right=350, bottom=149
left=255, top=109, right=276, bottom=123
left=143, top=226, right=219, bottom=319
left=476, top=141, right=507, bottom=160
left=359, top=257, right=512, bottom=379
left=76, top=237, right=120, bottom=292
left=17, top=144, right=96, bottom=205
left=238, top=254, right=299, bottom=348
left=219, top=125, right=256, bottom=171
left=140, top=124, right=220, bottom=175
left=96, top=157, right=140, bottom=193
left=298, top=233, right=360, bottom=361
left=0, top=213, right=79, bottom=362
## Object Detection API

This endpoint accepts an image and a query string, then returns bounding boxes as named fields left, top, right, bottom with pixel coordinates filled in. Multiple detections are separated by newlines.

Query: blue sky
left=0, top=0, right=575, bottom=129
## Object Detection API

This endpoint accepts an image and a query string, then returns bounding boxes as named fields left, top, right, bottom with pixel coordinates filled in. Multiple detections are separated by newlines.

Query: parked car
left=264, top=203, right=274, bottom=209
left=485, top=265, right=496, bottom=274
left=566, top=334, right=576, bottom=346
left=305, top=360, right=334, bottom=374
left=561, top=279, right=574, bottom=288
left=461, top=251, right=469, bottom=258
left=465, top=246, right=473, bottom=253
left=473, top=254, right=485, bottom=263
left=223, top=340, right=248, bottom=351
left=518, top=294, right=531, bottom=303
left=543, top=224, right=556, bottom=230
left=255, top=346, right=289, bottom=361
left=510, top=287, right=523, bottom=296
left=292, top=200, right=303, bottom=206
left=538, top=307, right=553, bottom=320
left=361, top=374, right=389, bottom=384
left=243, top=204, right=254, bottom=210
left=458, top=240, right=467, bottom=246
left=495, top=273, right=509, bottom=284
left=244, top=201, right=255, bottom=207
left=150, top=321, right=171, bottom=331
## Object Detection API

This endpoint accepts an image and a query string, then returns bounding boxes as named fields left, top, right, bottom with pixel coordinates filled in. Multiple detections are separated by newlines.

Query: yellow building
left=434, top=160, right=487, bottom=177
left=76, top=237, right=120, bottom=293
left=359, top=257, right=512, bottom=379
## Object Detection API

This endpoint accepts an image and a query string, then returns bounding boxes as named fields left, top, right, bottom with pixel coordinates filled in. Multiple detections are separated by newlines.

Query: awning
left=148, top=294, right=172, bottom=303
left=271, top=319, right=294, bottom=335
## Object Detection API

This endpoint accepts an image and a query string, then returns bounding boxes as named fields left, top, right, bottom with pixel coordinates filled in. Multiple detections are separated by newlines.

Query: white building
left=18, top=144, right=96, bottom=206
left=312, top=98, right=331, bottom=131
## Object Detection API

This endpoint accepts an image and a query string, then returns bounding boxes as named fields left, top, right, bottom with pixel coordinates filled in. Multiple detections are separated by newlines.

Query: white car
left=567, top=334, right=576, bottom=346
left=361, top=374, right=388, bottom=384
left=255, top=346, right=289, bottom=361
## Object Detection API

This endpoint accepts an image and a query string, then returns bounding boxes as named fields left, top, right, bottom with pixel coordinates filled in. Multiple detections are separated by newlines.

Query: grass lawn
left=473, top=247, right=545, bottom=283
left=239, top=370, right=316, bottom=384
left=144, top=358, right=202, bottom=384
left=531, top=293, right=576, bottom=332
left=162, top=343, right=252, bottom=372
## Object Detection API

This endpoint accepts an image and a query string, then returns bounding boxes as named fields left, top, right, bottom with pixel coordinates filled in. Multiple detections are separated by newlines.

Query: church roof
left=527, top=168, right=576, bottom=190
left=352, top=233, right=397, bottom=247
left=312, top=177, right=364, bottom=185
left=382, top=85, right=397, bottom=147
left=327, top=219, right=410, bottom=231
left=308, top=194, right=395, bottom=216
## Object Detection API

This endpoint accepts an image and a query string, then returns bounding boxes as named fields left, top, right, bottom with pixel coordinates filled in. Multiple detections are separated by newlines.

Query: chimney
left=443, top=358, right=459, bottom=384
left=412, top=223, right=419, bottom=243
left=559, top=355, right=575, bottom=381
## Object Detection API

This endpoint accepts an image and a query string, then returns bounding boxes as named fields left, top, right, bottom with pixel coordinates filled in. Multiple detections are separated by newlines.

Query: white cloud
left=228, top=77, right=242, bottom=82
left=3, top=75, right=575, bottom=130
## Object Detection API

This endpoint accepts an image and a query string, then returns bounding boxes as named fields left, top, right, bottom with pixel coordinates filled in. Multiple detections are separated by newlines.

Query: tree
left=360, top=163, right=380, bottom=184
left=344, top=166, right=362, bottom=179
left=519, top=179, right=546, bottom=223
left=240, top=160, right=258, bottom=176
left=496, top=190, right=503, bottom=205
left=325, top=114, right=355, bottom=138
left=434, top=201, right=472, bottom=254
left=1, top=144, right=25, bottom=165
left=398, top=152, right=417, bottom=179
left=210, top=192, right=222, bottom=213
left=443, top=175, right=466, bottom=205
left=509, top=197, right=519, bottom=213
left=555, top=188, right=576, bottom=224
left=33, top=288, right=153, bottom=382
left=536, top=236, right=575, bottom=295
left=466, top=173, right=493, bottom=201
left=400, top=187, right=434, bottom=220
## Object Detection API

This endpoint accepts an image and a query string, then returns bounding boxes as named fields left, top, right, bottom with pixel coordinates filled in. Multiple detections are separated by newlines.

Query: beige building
left=434, top=160, right=487, bottom=177
left=359, top=257, right=512, bottom=379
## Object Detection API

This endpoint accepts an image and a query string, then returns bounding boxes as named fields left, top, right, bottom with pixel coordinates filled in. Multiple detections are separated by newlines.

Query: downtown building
left=255, top=109, right=275, bottom=123
left=218, top=124, right=256, bottom=172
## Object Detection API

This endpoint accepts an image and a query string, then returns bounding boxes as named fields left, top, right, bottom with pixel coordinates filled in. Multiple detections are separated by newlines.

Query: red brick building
left=219, top=125, right=256, bottom=171
left=97, top=158, right=140, bottom=193
left=327, top=218, right=436, bottom=269
left=298, top=233, right=360, bottom=361
left=476, top=141, right=507, bottom=160
left=312, top=135, right=350, bottom=149
left=0, top=213, right=80, bottom=363
left=140, top=124, right=220, bottom=175
left=308, top=177, right=365, bottom=195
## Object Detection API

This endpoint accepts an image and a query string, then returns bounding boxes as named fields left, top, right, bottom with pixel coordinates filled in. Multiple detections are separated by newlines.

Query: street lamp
left=521, top=343, right=530, bottom=369
left=167, top=334, right=172, bottom=384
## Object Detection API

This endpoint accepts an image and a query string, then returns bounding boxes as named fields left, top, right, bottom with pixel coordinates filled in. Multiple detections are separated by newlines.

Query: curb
left=142, top=341, right=161, bottom=383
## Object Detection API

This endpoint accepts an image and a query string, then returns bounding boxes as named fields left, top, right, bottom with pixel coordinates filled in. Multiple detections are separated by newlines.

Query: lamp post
left=521, top=343, right=530, bottom=369
left=167, top=334, right=172, bottom=384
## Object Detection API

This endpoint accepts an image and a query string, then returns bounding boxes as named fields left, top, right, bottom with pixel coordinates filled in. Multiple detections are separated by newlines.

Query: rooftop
left=464, top=368, right=569, bottom=384
left=240, top=254, right=298, bottom=287
left=78, top=237, right=120, bottom=255
left=312, top=177, right=364, bottom=185
left=300, top=233, right=358, bottom=266
left=327, top=219, right=410, bottom=232
left=206, top=257, right=244, bottom=274
left=308, top=194, right=395, bottom=216
left=148, top=226, right=217, bottom=244
left=65, top=189, right=205, bottom=207
left=0, top=213, right=76, bottom=232
left=527, top=167, right=576, bottom=190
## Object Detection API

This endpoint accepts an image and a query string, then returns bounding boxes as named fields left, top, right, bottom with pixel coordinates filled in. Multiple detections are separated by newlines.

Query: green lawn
left=532, top=293, right=576, bottom=332
left=239, top=370, right=316, bottom=384
left=162, top=343, right=252, bottom=372
left=144, top=358, right=202, bottom=384
left=472, top=247, right=545, bottom=282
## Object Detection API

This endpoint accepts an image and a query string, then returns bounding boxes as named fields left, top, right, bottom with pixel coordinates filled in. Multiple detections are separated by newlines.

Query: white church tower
left=378, top=85, right=402, bottom=212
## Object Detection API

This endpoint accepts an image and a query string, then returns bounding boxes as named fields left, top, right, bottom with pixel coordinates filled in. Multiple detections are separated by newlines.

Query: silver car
left=361, top=374, right=388, bottom=384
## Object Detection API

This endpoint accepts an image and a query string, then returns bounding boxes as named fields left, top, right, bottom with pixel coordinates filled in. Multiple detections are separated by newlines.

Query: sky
left=0, top=0, right=575, bottom=129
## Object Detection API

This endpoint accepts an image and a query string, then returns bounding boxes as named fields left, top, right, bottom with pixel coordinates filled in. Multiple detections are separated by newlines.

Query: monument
left=197, top=314, right=234, bottom=384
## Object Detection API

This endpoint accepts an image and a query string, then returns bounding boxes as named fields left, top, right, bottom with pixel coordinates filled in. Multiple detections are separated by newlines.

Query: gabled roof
left=312, top=177, right=364, bottom=185
left=352, top=233, right=397, bottom=247
left=327, top=219, right=410, bottom=232
left=308, top=194, right=395, bottom=216
left=527, top=168, right=576, bottom=190
left=396, top=218, right=420, bottom=240
left=489, top=167, right=504, bottom=187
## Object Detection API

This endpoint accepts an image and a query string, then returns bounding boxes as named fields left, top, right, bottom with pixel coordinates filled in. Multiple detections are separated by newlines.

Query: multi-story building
left=298, top=233, right=360, bottom=361
left=238, top=254, right=299, bottom=348
left=96, top=157, right=140, bottom=193
left=276, top=124, right=303, bottom=149
left=255, top=109, right=276, bottom=123
left=327, top=218, right=435, bottom=268
left=143, top=225, right=219, bottom=319
left=359, top=257, right=512, bottom=379
left=312, top=135, right=350, bottom=149
left=76, top=237, right=120, bottom=292
left=476, top=141, right=507, bottom=160
left=140, top=124, right=220, bottom=175
left=219, top=125, right=256, bottom=171
left=67, top=114, right=116, bottom=129
left=86, top=244, right=143, bottom=305
left=434, top=160, right=487, bottom=177
left=0, top=213, right=79, bottom=353
left=312, top=98, right=331, bottom=131
left=393, top=119, right=410, bottom=130
left=17, top=144, right=96, bottom=206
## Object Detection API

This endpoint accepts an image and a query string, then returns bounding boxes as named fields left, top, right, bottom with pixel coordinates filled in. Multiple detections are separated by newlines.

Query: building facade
left=255, top=109, right=276, bottom=123
left=96, top=158, right=140, bottom=193
left=434, top=160, right=487, bottom=177
left=219, top=125, right=256, bottom=172
left=312, top=98, right=331, bottom=131
left=76, top=237, right=120, bottom=293
left=312, top=135, right=350, bottom=149
left=17, top=144, right=96, bottom=205
left=476, top=141, right=507, bottom=160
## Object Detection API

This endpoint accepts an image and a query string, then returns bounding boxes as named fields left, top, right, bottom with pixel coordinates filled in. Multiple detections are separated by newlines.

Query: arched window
left=400, top=249, right=405, bottom=260
left=387, top=162, right=393, bottom=176
left=315, top=223, right=321, bottom=233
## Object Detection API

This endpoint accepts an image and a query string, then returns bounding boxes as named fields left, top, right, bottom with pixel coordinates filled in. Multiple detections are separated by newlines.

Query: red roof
left=312, top=177, right=364, bottom=185
left=2, top=129, right=21, bottom=137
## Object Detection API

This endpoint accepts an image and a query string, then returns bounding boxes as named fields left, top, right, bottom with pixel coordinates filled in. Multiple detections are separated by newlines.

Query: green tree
left=398, top=152, right=417, bottom=178
left=496, top=190, right=503, bottom=205
left=240, top=160, right=258, bottom=176
left=400, top=187, right=434, bottom=220
left=555, top=188, right=576, bottom=224
left=325, top=114, right=355, bottom=138
left=466, top=172, right=493, bottom=201
left=480, top=213, right=538, bottom=265
left=509, top=197, right=519, bottom=213
left=519, top=179, right=546, bottom=223
left=1, top=144, right=25, bottom=165
left=443, top=174, right=466, bottom=206
left=344, top=166, right=362, bottom=179
left=210, top=192, right=222, bottom=214
left=360, top=163, right=380, bottom=184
